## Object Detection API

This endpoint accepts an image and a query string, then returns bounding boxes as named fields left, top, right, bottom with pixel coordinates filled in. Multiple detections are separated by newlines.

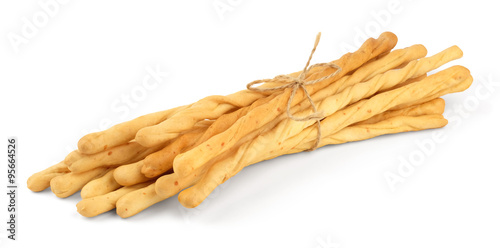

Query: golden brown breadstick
left=78, top=105, right=189, bottom=155
left=64, top=150, right=84, bottom=165
left=177, top=65, right=472, bottom=208
left=355, top=98, right=444, bottom=125
left=155, top=169, right=205, bottom=199
left=28, top=149, right=88, bottom=192
left=178, top=114, right=448, bottom=208
left=294, top=115, right=448, bottom=152
left=77, top=182, right=151, bottom=217
left=294, top=66, right=471, bottom=148
left=116, top=183, right=161, bottom=218
left=50, top=167, right=109, bottom=198
left=141, top=127, right=206, bottom=178
left=136, top=32, right=398, bottom=148
left=81, top=169, right=121, bottom=199
left=381, top=73, right=427, bottom=93
left=27, top=161, right=70, bottom=192
left=181, top=44, right=427, bottom=161
left=159, top=99, right=444, bottom=201
left=119, top=169, right=209, bottom=218
left=173, top=45, right=461, bottom=178
left=156, top=98, right=439, bottom=199
left=114, top=161, right=151, bottom=186
left=69, top=141, right=165, bottom=173
left=180, top=44, right=424, bottom=160
left=143, top=44, right=416, bottom=179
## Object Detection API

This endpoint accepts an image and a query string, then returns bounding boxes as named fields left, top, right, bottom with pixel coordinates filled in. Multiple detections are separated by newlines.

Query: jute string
left=246, top=33, right=342, bottom=151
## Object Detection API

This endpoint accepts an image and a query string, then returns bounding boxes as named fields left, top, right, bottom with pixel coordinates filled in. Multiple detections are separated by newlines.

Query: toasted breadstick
left=81, top=169, right=121, bottom=199
left=78, top=105, right=189, bottom=155
left=381, top=73, right=427, bottom=93
left=64, top=150, right=84, bottom=165
left=123, top=64, right=472, bottom=211
left=156, top=99, right=438, bottom=199
left=114, top=161, right=151, bottom=186
left=136, top=32, right=398, bottom=148
left=77, top=182, right=151, bottom=217
left=177, top=66, right=472, bottom=208
left=27, top=161, right=70, bottom=192
left=294, top=115, right=448, bottom=152
left=172, top=32, right=399, bottom=177
left=113, top=121, right=211, bottom=183
left=356, top=98, right=444, bottom=125
left=154, top=166, right=209, bottom=199
left=296, top=66, right=471, bottom=147
left=27, top=149, right=86, bottom=192
left=143, top=46, right=416, bottom=179
left=187, top=44, right=426, bottom=152
left=178, top=114, right=448, bottom=208
left=141, top=127, right=207, bottom=178
left=173, top=45, right=462, bottom=178
left=69, top=141, right=165, bottom=173
left=155, top=98, right=441, bottom=199
left=50, top=167, right=109, bottom=198
left=116, top=183, right=161, bottom=218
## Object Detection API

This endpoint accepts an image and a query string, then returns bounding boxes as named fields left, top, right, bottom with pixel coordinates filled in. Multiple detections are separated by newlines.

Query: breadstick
left=116, top=183, right=161, bottom=218
left=178, top=114, right=448, bottom=208
left=141, top=126, right=207, bottom=178
left=156, top=99, right=442, bottom=199
left=176, top=44, right=427, bottom=164
left=177, top=65, right=472, bottom=207
left=27, top=161, right=70, bottom=192
left=78, top=105, right=189, bottom=155
left=278, top=45, right=426, bottom=135
left=172, top=32, right=398, bottom=176
left=117, top=159, right=219, bottom=217
left=156, top=98, right=438, bottom=198
left=381, top=73, right=427, bottom=93
left=267, top=98, right=447, bottom=157
left=28, top=148, right=86, bottom=192
left=355, top=98, right=444, bottom=125
left=145, top=50, right=408, bottom=179
left=68, top=141, right=165, bottom=173
left=50, top=167, right=109, bottom=198
left=119, top=169, right=208, bottom=218
left=173, top=45, right=461, bottom=177
left=81, top=169, right=121, bottom=199
left=155, top=167, right=207, bottom=199
left=77, top=182, right=151, bottom=217
left=113, top=121, right=212, bottom=182
left=293, top=66, right=471, bottom=149
left=136, top=32, right=398, bottom=148
left=64, top=150, right=84, bottom=165
left=293, top=115, right=448, bottom=152
left=113, top=161, right=151, bottom=186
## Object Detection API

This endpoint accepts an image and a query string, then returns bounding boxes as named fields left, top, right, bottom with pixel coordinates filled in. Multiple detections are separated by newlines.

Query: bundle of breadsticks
left=27, top=32, right=473, bottom=218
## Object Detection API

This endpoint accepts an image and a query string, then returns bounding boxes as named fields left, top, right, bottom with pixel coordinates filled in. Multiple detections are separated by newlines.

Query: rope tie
left=247, top=33, right=342, bottom=151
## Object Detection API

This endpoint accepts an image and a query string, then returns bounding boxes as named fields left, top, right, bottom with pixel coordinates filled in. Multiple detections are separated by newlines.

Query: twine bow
left=246, top=33, right=342, bottom=151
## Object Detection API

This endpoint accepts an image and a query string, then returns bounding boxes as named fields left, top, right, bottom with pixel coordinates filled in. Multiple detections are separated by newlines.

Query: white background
left=1, top=0, right=499, bottom=247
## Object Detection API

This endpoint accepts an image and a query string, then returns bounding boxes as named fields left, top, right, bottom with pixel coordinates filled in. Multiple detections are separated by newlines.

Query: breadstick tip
left=27, top=175, right=47, bottom=192
left=178, top=188, right=200, bottom=209
left=379, top=31, right=398, bottom=44
left=77, top=137, right=92, bottom=153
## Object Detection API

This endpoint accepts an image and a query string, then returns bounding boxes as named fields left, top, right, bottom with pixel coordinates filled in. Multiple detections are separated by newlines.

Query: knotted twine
left=246, top=33, right=342, bottom=151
